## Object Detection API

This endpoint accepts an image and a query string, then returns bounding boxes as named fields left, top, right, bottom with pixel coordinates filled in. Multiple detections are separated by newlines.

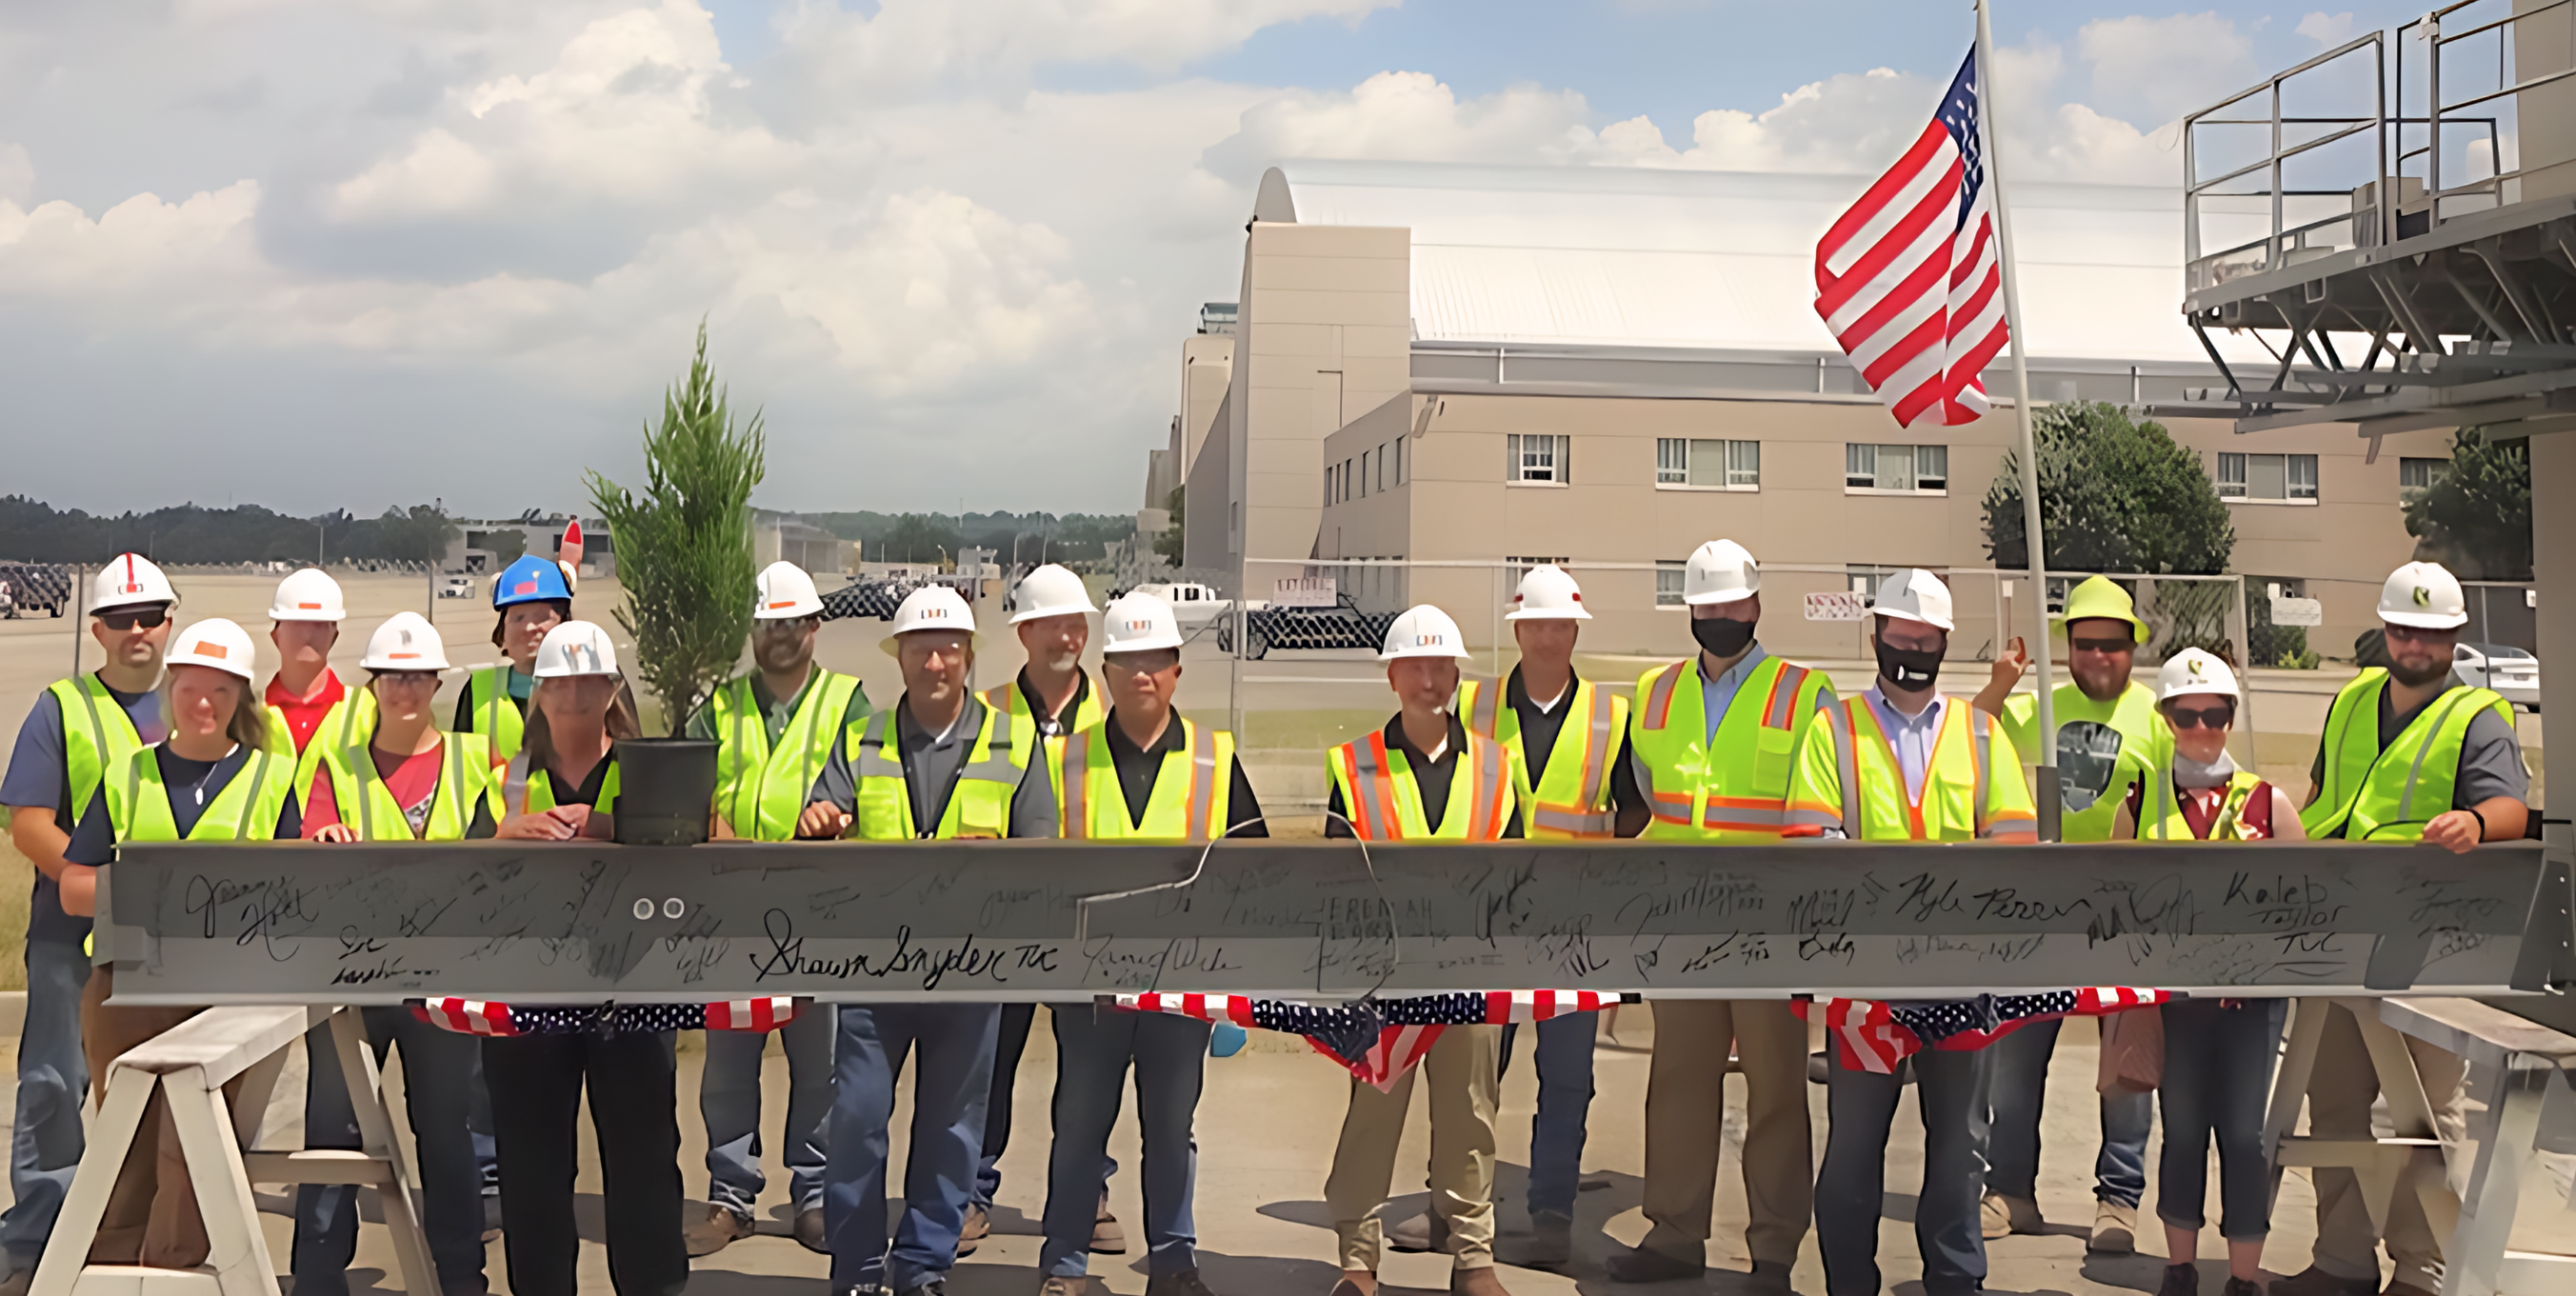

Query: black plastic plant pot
left=613, top=738, right=719, bottom=846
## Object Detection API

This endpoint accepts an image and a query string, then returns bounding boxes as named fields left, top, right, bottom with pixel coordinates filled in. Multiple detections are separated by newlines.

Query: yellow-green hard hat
left=2054, top=575, right=2149, bottom=645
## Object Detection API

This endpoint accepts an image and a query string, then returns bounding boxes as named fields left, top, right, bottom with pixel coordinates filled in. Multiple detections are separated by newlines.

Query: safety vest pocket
left=1751, top=724, right=1798, bottom=801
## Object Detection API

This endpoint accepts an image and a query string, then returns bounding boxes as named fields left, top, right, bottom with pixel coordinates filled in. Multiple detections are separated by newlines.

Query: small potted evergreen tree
left=586, top=323, right=764, bottom=844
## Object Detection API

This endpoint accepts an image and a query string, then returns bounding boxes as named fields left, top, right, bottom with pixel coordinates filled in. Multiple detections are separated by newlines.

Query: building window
left=2217, top=451, right=2319, bottom=502
left=1343, top=458, right=1354, bottom=502
left=1847, top=565, right=1905, bottom=601
left=1358, top=449, right=1369, bottom=498
left=1656, top=560, right=1687, bottom=608
left=2399, top=456, right=2446, bottom=497
left=1324, top=466, right=1335, bottom=506
left=1656, top=438, right=1761, bottom=489
left=1395, top=436, right=1406, bottom=486
left=1845, top=444, right=1947, bottom=493
left=1375, top=444, right=1388, bottom=492
left=1508, top=433, right=1569, bottom=485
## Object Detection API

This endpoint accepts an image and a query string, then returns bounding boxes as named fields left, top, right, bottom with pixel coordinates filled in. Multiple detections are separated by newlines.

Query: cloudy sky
left=0, top=1, right=2428, bottom=520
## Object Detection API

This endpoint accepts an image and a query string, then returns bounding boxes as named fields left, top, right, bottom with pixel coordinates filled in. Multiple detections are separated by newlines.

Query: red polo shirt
left=265, top=670, right=348, bottom=754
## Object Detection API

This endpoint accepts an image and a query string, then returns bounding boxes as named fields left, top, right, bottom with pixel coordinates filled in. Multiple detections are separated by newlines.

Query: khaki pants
left=1636, top=1000, right=1813, bottom=1267
left=2304, top=1000, right=2468, bottom=1291
left=1325, top=1024, right=1501, bottom=1272
left=79, top=967, right=224, bottom=1269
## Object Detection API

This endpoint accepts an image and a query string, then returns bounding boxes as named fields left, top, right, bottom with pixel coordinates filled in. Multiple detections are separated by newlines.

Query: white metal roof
left=1268, top=160, right=2233, bottom=365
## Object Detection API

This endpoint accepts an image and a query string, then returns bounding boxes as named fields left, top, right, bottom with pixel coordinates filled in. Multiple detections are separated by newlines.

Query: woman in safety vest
left=457, top=554, right=633, bottom=764
left=483, top=621, right=682, bottom=1296
left=291, top=612, right=500, bottom=1296
left=2112, top=648, right=2300, bottom=1296
left=55, top=618, right=299, bottom=1269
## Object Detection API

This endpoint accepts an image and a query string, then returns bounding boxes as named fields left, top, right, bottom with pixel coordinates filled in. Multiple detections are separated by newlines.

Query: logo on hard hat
left=192, top=641, right=227, bottom=659
left=2187, top=657, right=2205, bottom=677
left=1126, top=619, right=1152, bottom=631
left=1416, top=633, right=1444, bottom=647
left=297, top=602, right=322, bottom=610
left=2412, top=586, right=2431, bottom=607
left=767, top=600, right=796, bottom=609
left=512, top=580, right=538, bottom=596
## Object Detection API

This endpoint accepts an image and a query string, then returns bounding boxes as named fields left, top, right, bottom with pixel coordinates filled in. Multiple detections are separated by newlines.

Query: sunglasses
left=757, top=616, right=820, bottom=634
left=2166, top=704, right=2235, bottom=729
left=97, top=608, right=169, bottom=631
left=2068, top=637, right=2134, bottom=654
left=1107, top=649, right=1182, bottom=675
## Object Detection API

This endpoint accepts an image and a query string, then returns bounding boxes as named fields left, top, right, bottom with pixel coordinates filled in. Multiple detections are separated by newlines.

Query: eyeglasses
left=2068, top=637, right=2133, bottom=654
left=2383, top=624, right=2452, bottom=643
left=757, top=617, right=820, bottom=634
left=372, top=672, right=442, bottom=689
left=1107, top=649, right=1182, bottom=675
left=2166, top=703, right=2235, bottom=729
left=97, top=608, right=169, bottom=630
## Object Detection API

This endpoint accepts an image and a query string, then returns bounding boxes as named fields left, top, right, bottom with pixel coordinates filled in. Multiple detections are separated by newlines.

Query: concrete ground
left=6, top=1002, right=2572, bottom=1296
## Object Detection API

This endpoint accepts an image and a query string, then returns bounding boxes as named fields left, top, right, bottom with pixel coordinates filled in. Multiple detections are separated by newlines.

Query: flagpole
left=1973, top=0, right=2061, bottom=842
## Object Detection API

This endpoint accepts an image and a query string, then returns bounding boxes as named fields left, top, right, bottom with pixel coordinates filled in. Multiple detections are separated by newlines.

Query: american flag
left=1794, top=987, right=2170, bottom=1074
left=410, top=996, right=804, bottom=1037
left=1111, top=990, right=1628, bottom=1091
left=1814, top=49, right=2007, bottom=429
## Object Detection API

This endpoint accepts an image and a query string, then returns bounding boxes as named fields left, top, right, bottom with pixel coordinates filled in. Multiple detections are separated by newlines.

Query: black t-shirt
left=539, top=753, right=618, bottom=808
left=1326, top=714, right=1525, bottom=839
left=1506, top=668, right=1574, bottom=787
left=1100, top=712, right=1267, bottom=837
left=63, top=745, right=303, bottom=867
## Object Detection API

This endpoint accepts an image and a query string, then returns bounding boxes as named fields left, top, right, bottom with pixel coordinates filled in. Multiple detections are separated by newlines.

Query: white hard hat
left=1101, top=592, right=1185, bottom=653
left=882, top=586, right=979, bottom=656
left=1683, top=540, right=1760, bottom=606
left=754, top=562, right=824, bottom=621
left=1871, top=568, right=1956, bottom=631
left=164, top=618, right=257, bottom=682
left=92, top=553, right=176, bottom=613
left=1506, top=565, right=1591, bottom=621
left=269, top=568, right=346, bottom=623
left=533, top=620, right=620, bottom=678
left=2157, top=648, right=2240, bottom=702
left=2377, top=560, right=2468, bottom=629
left=1008, top=564, right=1097, bottom=624
left=361, top=612, right=452, bottom=672
left=1380, top=605, right=1473, bottom=661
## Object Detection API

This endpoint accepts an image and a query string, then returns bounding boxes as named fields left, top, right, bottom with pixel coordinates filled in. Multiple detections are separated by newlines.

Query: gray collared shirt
left=810, top=692, right=1057, bottom=837
left=1864, top=685, right=1949, bottom=803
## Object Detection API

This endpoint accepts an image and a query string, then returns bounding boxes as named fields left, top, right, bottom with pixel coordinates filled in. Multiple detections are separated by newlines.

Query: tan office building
left=1163, top=161, right=2475, bottom=660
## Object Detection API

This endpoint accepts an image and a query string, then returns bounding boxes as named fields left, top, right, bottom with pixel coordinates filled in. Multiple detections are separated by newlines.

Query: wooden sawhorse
left=2264, top=996, right=2576, bottom=1296
left=29, top=1006, right=437, bottom=1296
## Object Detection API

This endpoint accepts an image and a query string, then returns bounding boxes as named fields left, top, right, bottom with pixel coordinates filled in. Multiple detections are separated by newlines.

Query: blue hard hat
left=492, top=555, right=571, bottom=608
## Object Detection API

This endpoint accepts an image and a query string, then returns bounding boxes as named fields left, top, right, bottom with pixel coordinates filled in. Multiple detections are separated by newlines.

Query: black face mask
left=1690, top=616, right=1757, bottom=659
left=1875, top=641, right=1945, bottom=690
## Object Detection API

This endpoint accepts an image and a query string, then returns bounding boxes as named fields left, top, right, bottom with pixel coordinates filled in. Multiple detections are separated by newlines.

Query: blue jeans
left=702, top=1006, right=836, bottom=1217
left=1, top=938, right=90, bottom=1275
left=294, top=1008, right=485, bottom=1296
left=826, top=1004, right=1000, bottom=1292
left=1817, top=1046, right=1993, bottom=1296
left=1042, top=1006, right=1208, bottom=1277
left=1985, top=1018, right=2152, bottom=1207
left=2156, top=999, right=2286, bottom=1241
left=1499, top=1015, right=1596, bottom=1220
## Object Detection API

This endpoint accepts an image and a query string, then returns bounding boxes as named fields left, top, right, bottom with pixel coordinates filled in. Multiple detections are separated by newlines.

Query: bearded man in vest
left=968, top=562, right=1120, bottom=1262
left=801, top=586, right=1058, bottom=1296
left=1321, top=605, right=1521, bottom=1296
left=1602, top=540, right=1831, bottom=1292
left=1787, top=568, right=2036, bottom=1296
left=2269, top=561, right=2528, bottom=1296
left=0, top=556, right=176, bottom=1291
left=1969, top=574, right=2171, bottom=1253
left=680, top=563, right=873, bottom=1257
left=1038, top=590, right=1265, bottom=1296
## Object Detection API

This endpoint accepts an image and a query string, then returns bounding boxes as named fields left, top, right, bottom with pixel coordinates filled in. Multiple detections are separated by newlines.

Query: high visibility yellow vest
left=464, top=667, right=529, bottom=762
left=711, top=669, right=866, bottom=841
left=503, top=750, right=622, bottom=818
left=1627, top=655, right=1831, bottom=841
left=844, top=699, right=1028, bottom=841
left=1050, top=718, right=1236, bottom=840
left=46, top=676, right=148, bottom=826
left=321, top=732, right=503, bottom=843
left=104, top=745, right=298, bottom=845
left=1458, top=675, right=1627, bottom=839
left=266, top=682, right=377, bottom=810
left=1787, top=696, right=2037, bottom=842
left=2302, top=669, right=2516, bottom=842
left=1326, top=727, right=1515, bottom=840
left=2135, top=768, right=2270, bottom=842
left=981, top=675, right=1105, bottom=758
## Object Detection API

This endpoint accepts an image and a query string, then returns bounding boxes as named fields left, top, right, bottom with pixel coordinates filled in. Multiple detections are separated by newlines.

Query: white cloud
left=1203, top=72, right=1600, bottom=174
left=2296, top=10, right=2357, bottom=48
left=2077, top=12, right=2260, bottom=127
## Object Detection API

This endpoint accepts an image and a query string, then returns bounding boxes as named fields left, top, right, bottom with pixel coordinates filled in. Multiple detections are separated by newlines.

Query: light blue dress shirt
left=1864, top=685, right=1949, bottom=803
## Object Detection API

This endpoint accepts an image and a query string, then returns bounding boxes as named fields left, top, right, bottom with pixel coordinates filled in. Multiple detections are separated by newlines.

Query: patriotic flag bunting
left=410, top=997, right=806, bottom=1037
left=1793, top=987, right=2171, bottom=1074
left=1110, top=990, right=1630, bottom=1091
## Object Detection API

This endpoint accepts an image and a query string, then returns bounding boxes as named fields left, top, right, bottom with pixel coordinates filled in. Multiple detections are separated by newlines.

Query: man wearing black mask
left=1603, top=540, right=1834, bottom=1293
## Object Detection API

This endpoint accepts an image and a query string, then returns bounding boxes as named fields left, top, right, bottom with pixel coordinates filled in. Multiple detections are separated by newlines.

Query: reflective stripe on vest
left=1462, top=676, right=1625, bottom=839
left=1326, top=728, right=1512, bottom=840
left=276, top=688, right=379, bottom=814
left=848, top=699, right=1026, bottom=840
left=106, top=746, right=295, bottom=845
left=982, top=677, right=1105, bottom=760
left=48, top=676, right=148, bottom=829
left=1055, top=719, right=1233, bottom=840
left=713, top=670, right=863, bottom=841
left=1627, top=657, right=1822, bottom=840
left=2140, top=768, right=2268, bottom=842
left=2301, top=670, right=2516, bottom=842
left=333, top=732, right=498, bottom=842
left=466, top=667, right=528, bottom=762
